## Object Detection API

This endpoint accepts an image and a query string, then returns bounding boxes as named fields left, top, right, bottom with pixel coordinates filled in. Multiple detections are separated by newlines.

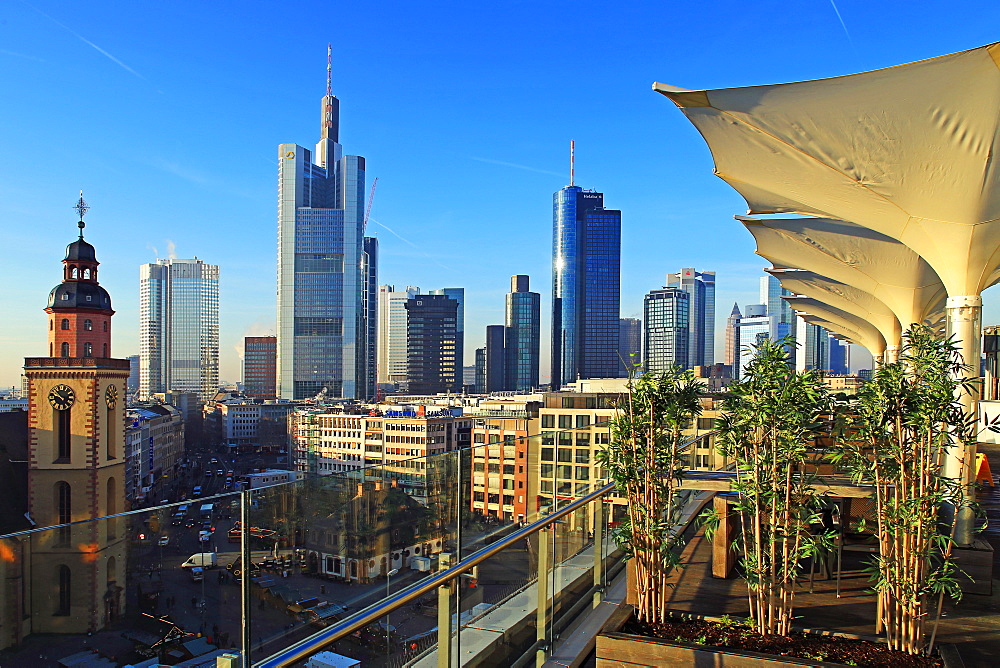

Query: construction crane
left=363, top=177, right=378, bottom=233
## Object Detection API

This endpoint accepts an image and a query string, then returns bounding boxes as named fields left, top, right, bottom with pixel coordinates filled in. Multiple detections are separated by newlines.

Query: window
left=60, top=342, right=69, bottom=356
left=61, top=319, right=70, bottom=331
left=83, top=343, right=92, bottom=357
left=103, top=321, right=108, bottom=332
left=56, top=481, right=71, bottom=544
left=541, top=414, right=554, bottom=429
left=541, top=448, right=553, bottom=461
left=56, top=565, right=71, bottom=615
left=56, top=408, right=71, bottom=461
left=697, top=418, right=715, bottom=430
left=557, top=448, right=572, bottom=462
left=558, top=415, right=572, bottom=429
left=83, top=319, right=93, bottom=331
left=575, top=415, right=590, bottom=428
left=473, top=433, right=484, bottom=443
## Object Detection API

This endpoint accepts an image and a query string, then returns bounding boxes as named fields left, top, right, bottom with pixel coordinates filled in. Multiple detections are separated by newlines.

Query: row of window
left=54, top=318, right=107, bottom=332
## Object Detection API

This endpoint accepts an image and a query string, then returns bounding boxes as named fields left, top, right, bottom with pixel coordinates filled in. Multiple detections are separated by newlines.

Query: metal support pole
left=437, top=581, right=453, bottom=668
left=593, top=498, right=604, bottom=608
left=240, top=488, right=252, bottom=666
left=535, top=526, right=551, bottom=667
left=946, top=294, right=982, bottom=546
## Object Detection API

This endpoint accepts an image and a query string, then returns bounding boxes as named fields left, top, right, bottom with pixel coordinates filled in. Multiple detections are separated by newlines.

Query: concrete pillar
left=884, top=345, right=900, bottom=364
left=945, top=295, right=982, bottom=546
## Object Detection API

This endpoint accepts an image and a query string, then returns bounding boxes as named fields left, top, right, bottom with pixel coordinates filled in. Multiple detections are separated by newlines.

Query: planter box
left=596, top=605, right=962, bottom=668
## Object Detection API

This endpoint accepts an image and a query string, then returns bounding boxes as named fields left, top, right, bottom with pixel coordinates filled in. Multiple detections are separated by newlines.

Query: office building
left=829, top=337, right=850, bottom=376
left=362, top=237, right=379, bottom=399
left=377, top=285, right=419, bottom=390
left=139, top=257, right=219, bottom=401
left=666, top=268, right=716, bottom=367
left=724, top=303, right=741, bottom=370
left=618, top=318, right=641, bottom=376
left=428, top=288, right=465, bottom=377
left=483, top=325, right=507, bottom=393
left=551, top=185, right=622, bottom=388
left=735, top=301, right=793, bottom=379
left=505, top=275, right=541, bottom=391
left=243, top=336, right=277, bottom=401
left=760, top=275, right=795, bottom=329
left=277, top=50, right=376, bottom=400
left=126, top=354, right=139, bottom=396
left=405, top=294, right=460, bottom=395
left=795, top=318, right=830, bottom=372
left=643, top=287, right=690, bottom=373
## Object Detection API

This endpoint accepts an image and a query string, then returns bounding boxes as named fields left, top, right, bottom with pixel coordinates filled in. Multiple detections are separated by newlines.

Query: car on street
left=199, top=530, right=212, bottom=542
left=157, top=536, right=170, bottom=546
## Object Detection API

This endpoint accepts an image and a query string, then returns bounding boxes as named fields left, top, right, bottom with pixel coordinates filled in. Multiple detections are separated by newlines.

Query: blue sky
left=2, top=0, right=999, bottom=387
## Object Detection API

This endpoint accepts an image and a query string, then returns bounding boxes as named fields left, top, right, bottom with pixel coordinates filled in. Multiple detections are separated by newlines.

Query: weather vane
left=73, top=190, right=89, bottom=238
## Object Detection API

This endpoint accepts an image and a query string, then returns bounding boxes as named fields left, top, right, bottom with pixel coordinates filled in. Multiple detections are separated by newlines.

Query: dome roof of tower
left=47, top=281, right=112, bottom=311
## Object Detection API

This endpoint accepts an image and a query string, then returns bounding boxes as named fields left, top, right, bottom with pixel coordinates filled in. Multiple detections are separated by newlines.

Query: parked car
left=157, top=536, right=170, bottom=546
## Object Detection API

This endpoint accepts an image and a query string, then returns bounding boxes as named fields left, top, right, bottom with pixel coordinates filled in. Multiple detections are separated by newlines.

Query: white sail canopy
left=783, top=296, right=888, bottom=357
left=655, top=42, right=1000, bottom=297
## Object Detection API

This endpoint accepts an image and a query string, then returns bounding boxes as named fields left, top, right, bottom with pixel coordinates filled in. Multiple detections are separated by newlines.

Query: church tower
left=23, top=194, right=128, bottom=634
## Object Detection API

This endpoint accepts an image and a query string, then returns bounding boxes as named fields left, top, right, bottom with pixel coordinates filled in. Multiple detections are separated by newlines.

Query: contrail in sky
left=25, top=2, right=145, bottom=79
left=372, top=219, right=452, bottom=271
left=828, top=0, right=854, bottom=47
left=471, top=157, right=564, bottom=178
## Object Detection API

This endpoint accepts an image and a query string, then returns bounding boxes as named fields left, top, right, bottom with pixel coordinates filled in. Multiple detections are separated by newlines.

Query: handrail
left=254, top=481, right=616, bottom=668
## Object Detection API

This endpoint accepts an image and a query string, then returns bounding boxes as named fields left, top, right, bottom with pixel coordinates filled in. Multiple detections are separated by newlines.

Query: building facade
left=643, top=287, right=690, bottom=373
left=124, top=405, right=184, bottom=503
left=139, top=258, right=219, bottom=401
left=376, top=285, right=419, bottom=390
left=724, top=302, right=741, bottom=370
left=795, top=318, right=831, bottom=372
left=404, top=295, right=460, bottom=395
left=243, top=336, right=277, bottom=401
left=551, top=186, right=622, bottom=388
left=666, top=268, right=716, bottom=368
left=618, top=317, right=642, bottom=376
left=277, top=57, right=376, bottom=400
left=505, top=275, right=540, bottom=391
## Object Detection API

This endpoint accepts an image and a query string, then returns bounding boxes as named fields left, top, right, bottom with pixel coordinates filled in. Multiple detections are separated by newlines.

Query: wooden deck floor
left=658, top=445, right=1000, bottom=667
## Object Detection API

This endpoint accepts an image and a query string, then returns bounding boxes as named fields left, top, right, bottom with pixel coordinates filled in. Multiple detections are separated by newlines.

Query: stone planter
left=596, top=604, right=963, bottom=668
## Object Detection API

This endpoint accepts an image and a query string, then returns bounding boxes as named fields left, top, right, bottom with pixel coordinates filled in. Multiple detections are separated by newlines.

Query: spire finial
left=73, top=190, right=89, bottom=238
left=570, top=140, right=575, bottom=187
left=326, top=43, right=332, bottom=97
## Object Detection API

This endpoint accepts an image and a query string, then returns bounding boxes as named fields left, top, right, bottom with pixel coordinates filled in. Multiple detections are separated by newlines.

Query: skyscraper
left=618, top=318, right=642, bottom=375
left=377, top=285, right=419, bottom=389
left=643, top=287, right=689, bottom=373
left=361, top=237, right=379, bottom=399
left=428, top=287, right=465, bottom=377
left=666, top=268, right=716, bottom=367
left=724, top=302, right=741, bottom=370
left=505, top=275, right=540, bottom=391
left=405, top=295, right=460, bottom=395
left=551, top=185, right=621, bottom=388
left=139, top=257, right=219, bottom=401
left=760, top=275, right=795, bottom=328
left=484, top=324, right=507, bottom=393
left=277, top=47, right=376, bottom=400
left=795, top=318, right=830, bottom=372
left=244, top=336, right=277, bottom=400
left=829, top=337, right=850, bottom=375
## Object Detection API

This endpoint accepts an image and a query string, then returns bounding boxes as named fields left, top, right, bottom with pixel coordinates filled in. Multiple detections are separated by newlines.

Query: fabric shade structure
left=767, top=268, right=902, bottom=359
left=782, top=296, right=888, bottom=359
left=655, top=43, right=1000, bottom=542
left=740, top=216, right=947, bottom=337
left=797, top=314, right=874, bottom=355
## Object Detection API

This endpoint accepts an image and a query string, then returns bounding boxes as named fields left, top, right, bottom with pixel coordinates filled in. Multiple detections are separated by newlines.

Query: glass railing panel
left=0, top=496, right=242, bottom=665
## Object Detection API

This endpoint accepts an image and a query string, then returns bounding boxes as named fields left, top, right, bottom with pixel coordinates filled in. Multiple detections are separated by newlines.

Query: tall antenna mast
left=326, top=43, right=333, bottom=97
left=570, top=140, right=575, bottom=186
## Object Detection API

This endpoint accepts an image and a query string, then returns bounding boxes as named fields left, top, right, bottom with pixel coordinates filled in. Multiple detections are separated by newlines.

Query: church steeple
left=45, top=193, right=114, bottom=359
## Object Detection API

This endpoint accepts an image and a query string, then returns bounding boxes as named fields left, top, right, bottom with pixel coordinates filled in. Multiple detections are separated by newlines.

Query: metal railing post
left=437, top=581, right=453, bottom=668
left=593, top=496, right=604, bottom=608
left=241, top=488, right=252, bottom=666
left=535, top=525, right=551, bottom=667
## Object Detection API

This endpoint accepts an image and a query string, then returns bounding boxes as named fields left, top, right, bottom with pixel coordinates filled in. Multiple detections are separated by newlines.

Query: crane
left=363, top=177, right=378, bottom=233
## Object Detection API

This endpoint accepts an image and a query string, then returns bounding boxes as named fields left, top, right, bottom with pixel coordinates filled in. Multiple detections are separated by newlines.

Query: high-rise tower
left=505, top=275, right=540, bottom=391
left=665, top=268, right=716, bottom=368
left=377, top=285, right=419, bottom=390
left=139, top=257, right=220, bottom=401
left=724, top=302, right=741, bottom=370
left=643, top=287, right=689, bottom=373
left=24, top=196, right=128, bottom=634
left=551, top=184, right=621, bottom=388
left=277, top=46, right=376, bottom=400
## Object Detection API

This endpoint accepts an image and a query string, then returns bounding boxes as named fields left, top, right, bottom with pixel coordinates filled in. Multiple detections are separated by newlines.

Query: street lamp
left=386, top=567, right=399, bottom=657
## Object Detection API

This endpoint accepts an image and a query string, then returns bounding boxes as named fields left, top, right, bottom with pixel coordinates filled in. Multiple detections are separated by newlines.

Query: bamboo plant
left=596, top=367, right=705, bottom=624
left=707, top=337, right=832, bottom=636
left=833, top=325, right=974, bottom=655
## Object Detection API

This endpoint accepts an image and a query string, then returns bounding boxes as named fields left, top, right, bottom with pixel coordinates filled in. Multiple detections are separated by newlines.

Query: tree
left=708, top=337, right=832, bottom=636
left=833, top=325, right=973, bottom=654
left=596, top=367, right=704, bottom=624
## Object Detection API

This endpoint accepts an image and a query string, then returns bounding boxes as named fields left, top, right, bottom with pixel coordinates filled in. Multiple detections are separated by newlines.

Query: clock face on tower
left=48, top=384, right=76, bottom=410
left=105, top=384, right=118, bottom=409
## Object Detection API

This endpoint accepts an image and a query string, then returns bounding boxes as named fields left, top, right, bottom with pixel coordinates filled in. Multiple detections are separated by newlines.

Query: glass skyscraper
left=139, top=258, right=219, bottom=401
left=643, top=287, right=689, bottom=373
left=505, top=275, right=540, bottom=391
left=277, top=61, right=376, bottom=400
left=551, top=186, right=621, bottom=388
left=666, top=268, right=716, bottom=368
